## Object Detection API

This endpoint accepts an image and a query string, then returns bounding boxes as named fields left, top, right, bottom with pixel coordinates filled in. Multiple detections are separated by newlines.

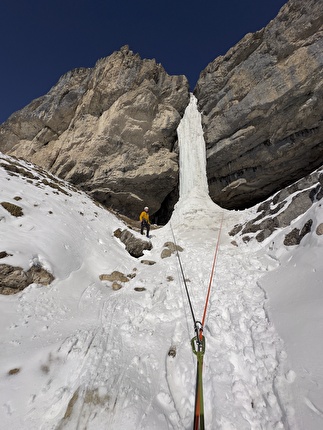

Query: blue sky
left=0, top=0, right=287, bottom=124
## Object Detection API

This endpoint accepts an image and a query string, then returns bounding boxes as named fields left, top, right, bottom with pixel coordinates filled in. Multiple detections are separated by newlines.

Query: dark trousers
left=141, top=220, right=150, bottom=237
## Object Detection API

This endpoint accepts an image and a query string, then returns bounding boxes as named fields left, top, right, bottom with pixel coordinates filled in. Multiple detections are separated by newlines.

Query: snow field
left=1, top=94, right=322, bottom=429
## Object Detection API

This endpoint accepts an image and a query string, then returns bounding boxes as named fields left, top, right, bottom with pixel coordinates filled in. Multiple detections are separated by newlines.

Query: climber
left=139, top=206, right=150, bottom=238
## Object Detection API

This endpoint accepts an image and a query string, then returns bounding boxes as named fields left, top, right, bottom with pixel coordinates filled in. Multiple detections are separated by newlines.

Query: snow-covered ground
left=0, top=95, right=322, bottom=429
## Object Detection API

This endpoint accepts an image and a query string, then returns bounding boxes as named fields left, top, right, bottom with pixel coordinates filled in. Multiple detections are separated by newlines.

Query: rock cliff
left=0, top=46, right=189, bottom=220
left=195, top=0, right=323, bottom=209
left=1, top=0, right=323, bottom=219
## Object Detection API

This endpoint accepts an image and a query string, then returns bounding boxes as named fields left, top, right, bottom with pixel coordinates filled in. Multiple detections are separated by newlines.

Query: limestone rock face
left=0, top=46, right=190, bottom=219
left=195, top=0, right=323, bottom=209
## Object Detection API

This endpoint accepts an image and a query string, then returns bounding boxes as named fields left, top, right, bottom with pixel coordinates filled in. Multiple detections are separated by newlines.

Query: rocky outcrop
left=160, top=241, right=183, bottom=259
left=283, top=219, right=313, bottom=246
left=99, top=270, right=133, bottom=290
left=0, top=263, right=55, bottom=295
left=230, top=166, right=323, bottom=244
left=114, top=227, right=152, bottom=257
left=195, top=0, right=323, bottom=209
left=0, top=46, right=190, bottom=220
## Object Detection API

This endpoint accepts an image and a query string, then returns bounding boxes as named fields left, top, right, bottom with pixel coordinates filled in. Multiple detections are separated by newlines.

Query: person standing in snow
left=139, top=206, right=150, bottom=238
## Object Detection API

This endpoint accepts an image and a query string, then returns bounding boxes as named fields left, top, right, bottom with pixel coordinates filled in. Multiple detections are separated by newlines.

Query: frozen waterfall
left=177, top=94, right=209, bottom=199
left=170, top=94, right=224, bottom=228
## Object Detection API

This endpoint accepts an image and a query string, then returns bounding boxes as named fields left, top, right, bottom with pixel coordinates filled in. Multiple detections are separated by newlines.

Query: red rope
left=194, top=388, right=200, bottom=430
left=191, top=214, right=224, bottom=429
left=201, top=213, right=224, bottom=329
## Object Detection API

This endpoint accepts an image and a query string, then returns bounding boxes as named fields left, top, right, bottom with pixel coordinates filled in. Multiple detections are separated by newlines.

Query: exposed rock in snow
left=230, top=166, right=323, bottom=243
left=114, top=227, right=153, bottom=257
left=316, top=223, right=323, bottom=235
left=160, top=241, right=183, bottom=259
left=283, top=219, right=313, bottom=246
left=0, top=263, right=54, bottom=295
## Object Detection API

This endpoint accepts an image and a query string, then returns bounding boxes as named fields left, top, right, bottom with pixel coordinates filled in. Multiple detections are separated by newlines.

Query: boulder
left=0, top=263, right=54, bottom=295
left=316, top=223, right=323, bottom=235
left=160, top=241, right=183, bottom=259
left=283, top=219, right=313, bottom=246
left=114, top=228, right=152, bottom=258
left=195, top=0, right=323, bottom=209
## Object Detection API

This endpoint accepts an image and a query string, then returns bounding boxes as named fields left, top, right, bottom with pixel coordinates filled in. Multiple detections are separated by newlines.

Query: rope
left=170, top=214, right=224, bottom=430
left=170, top=222, right=197, bottom=328
left=201, top=212, right=224, bottom=328
left=192, top=336, right=205, bottom=430
left=193, top=213, right=223, bottom=429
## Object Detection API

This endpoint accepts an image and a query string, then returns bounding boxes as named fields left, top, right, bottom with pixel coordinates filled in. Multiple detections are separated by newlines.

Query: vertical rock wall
left=195, top=0, right=323, bottom=209
left=0, top=46, right=190, bottom=219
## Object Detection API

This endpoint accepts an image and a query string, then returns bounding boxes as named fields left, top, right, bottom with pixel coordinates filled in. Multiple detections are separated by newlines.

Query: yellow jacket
left=140, top=211, right=150, bottom=223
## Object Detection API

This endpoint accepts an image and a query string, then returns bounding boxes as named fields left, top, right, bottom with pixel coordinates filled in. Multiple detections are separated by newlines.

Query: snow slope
left=0, top=95, right=322, bottom=429
left=259, top=202, right=323, bottom=430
